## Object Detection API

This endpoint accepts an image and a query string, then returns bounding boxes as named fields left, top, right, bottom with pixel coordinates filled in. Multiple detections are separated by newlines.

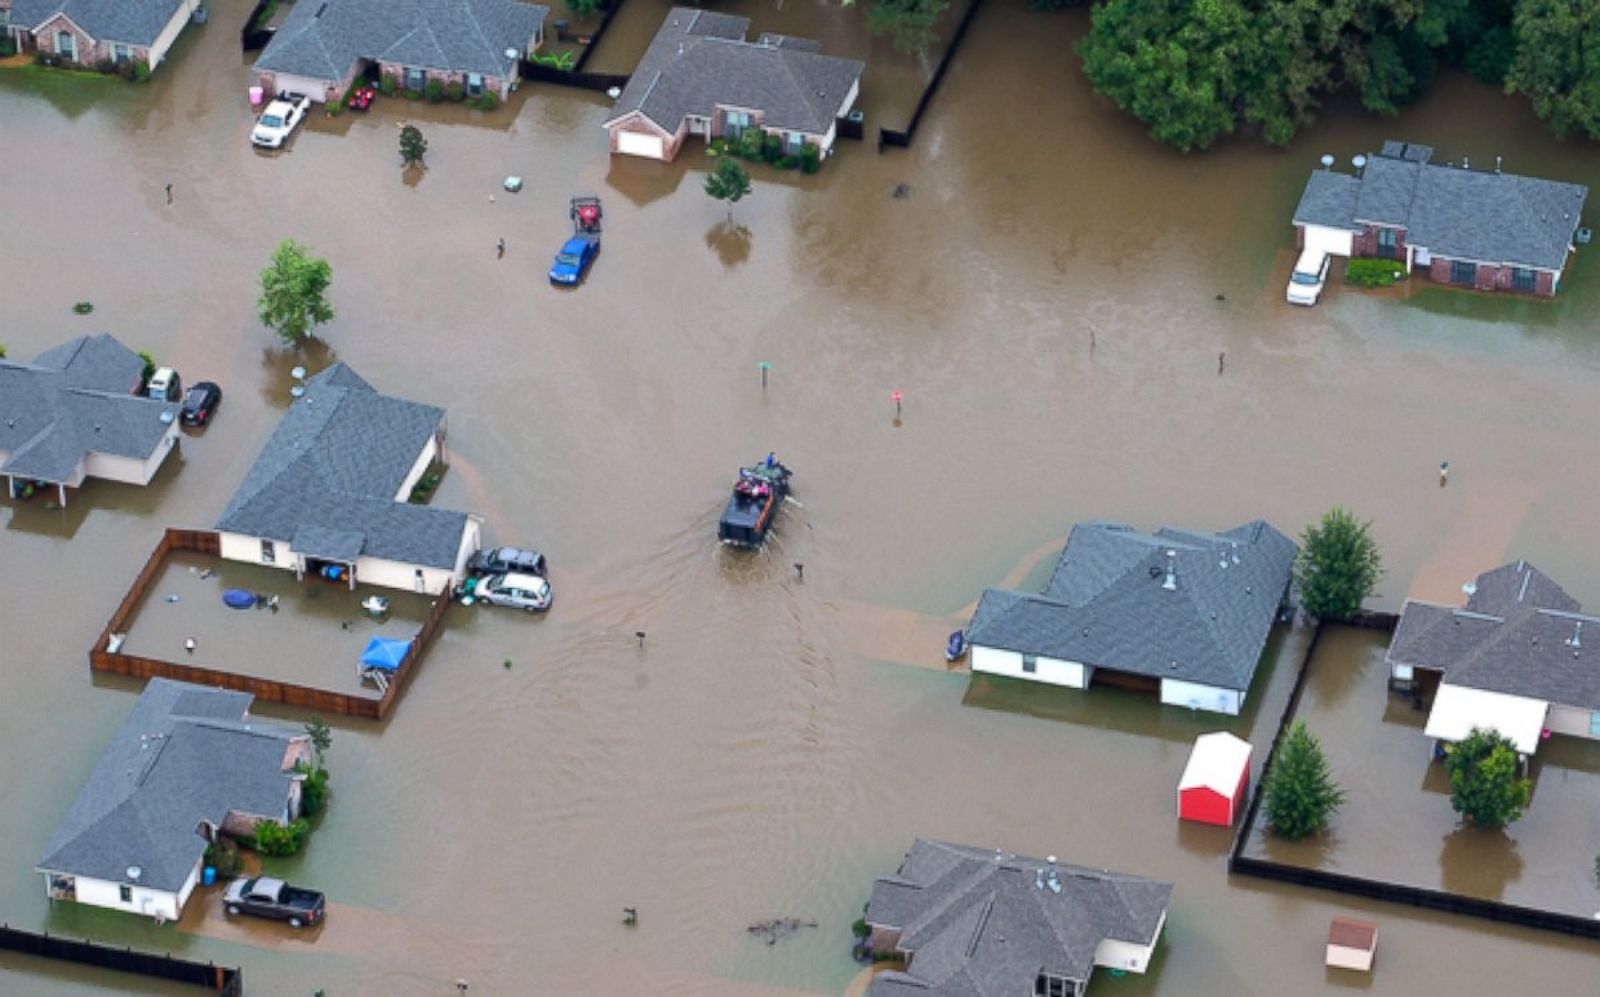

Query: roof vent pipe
left=1162, top=551, right=1177, bottom=591
left=1495, top=156, right=1503, bottom=174
left=1462, top=155, right=1470, bottom=170
left=1570, top=622, right=1583, bottom=649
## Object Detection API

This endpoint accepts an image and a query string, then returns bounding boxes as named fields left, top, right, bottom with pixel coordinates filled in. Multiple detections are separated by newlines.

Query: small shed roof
left=1178, top=731, right=1251, bottom=794
left=1424, top=683, right=1547, bottom=755
left=1328, top=917, right=1377, bottom=951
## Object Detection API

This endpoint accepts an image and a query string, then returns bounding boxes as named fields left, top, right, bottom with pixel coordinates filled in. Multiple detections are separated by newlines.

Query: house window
left=1589, top=712, right=1600, bottom=737
left=723, top=110, right=752, bottom=138
left=1376, top=227, right=1398, bottom=259
left=787, top=132, right=805, bottom=154
left=1035, top=974, right=1074, bottom=997
left=260, top=539, right=275, bottom=564
left=119, top=884, right=133, bottom=903
left=466, top=73, right=484, bottom=97
left=1512, top=267, right=1536, bottom=292
left=56, top=30, right=76, bottom=61
left=1022, top=654, right=1038, bottom=674
left=111, top=43, right=131, bottom=64
left=405, top=67, right=424, bottom=91
left=1449, top=260, right=1476, bottom=285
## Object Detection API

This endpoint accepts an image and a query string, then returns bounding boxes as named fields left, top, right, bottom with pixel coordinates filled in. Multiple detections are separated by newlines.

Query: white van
left=1286, top=247, right=1331, bottom=306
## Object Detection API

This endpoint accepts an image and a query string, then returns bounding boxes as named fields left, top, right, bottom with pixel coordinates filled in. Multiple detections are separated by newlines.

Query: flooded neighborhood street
left=4, top=0, right=1600, bottom=993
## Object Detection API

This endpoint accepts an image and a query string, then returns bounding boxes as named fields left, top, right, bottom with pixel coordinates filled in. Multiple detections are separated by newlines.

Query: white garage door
left=271, top=74, right=335, bottom=103
left=1302, top=223, right=1354, bottom=258
left=617, top=130, right=665, bottom=159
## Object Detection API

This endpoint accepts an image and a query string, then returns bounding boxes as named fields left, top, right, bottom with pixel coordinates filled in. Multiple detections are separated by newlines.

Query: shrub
left=379, top=74, right=398, bottom=96
left=708, top=137, right=730, bottom=157
left=762, top=132, right=783, bottom=164
left=0, top=38, right=16, bottom=58
left=253, top=818, right=310, bottom=857
left=799, top=142, right=821, bottom=174
left=424, top=79, right=445, bottom=103
left=35, top=52, right=60, bottom=68
left=72, top=301, right=94, bottom=315
left=775, top=155, right=799, bottom=171
left=403, top=88, right=421, bottom=101
left=0, top=345, right=8, bottom=359
left=1345, top=257, right=1408, bottom=288
left=136, top=350, right=156, bottom=381
left=474, top=91, right=500, bottom=111
left=131, top=62, right=151, bottom=83
left=94, top=58, right=115, bottom=75
left=445, top=81, right=464, bottom=102
left=299, top=765, right=331, bottom=817
left=204, top=840, right=243, bottom=879
left=737, top=127, right=764, bottom=162
left=851, top=917, right=870, bottom=939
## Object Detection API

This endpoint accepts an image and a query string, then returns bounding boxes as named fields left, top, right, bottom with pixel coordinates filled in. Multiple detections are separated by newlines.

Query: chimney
left=1162, top=550, right=1177, bottom=591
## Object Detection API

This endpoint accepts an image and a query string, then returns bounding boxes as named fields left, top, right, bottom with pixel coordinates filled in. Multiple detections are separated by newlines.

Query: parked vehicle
left=467, top=547, right=547, bottom=578
left=223, top=876, right=325, bottom=928
left=145, top=367, right=181, bottom=402
left=346, top=85, right=376, bottom=112
left=471, top=572, right=552, bottom=612
left=251, top=92, right=311, bottom=149
left=180, top=381, right=222, bottom=426
left=549, top=195, right=602, bottom=286
left=1286, top=247, right=1331, bottom=306
left=718, top=454, right=792, bottom=548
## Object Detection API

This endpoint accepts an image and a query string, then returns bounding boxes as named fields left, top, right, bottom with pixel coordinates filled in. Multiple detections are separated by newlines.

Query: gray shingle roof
left=215, top=363, right=470, bottom=569
left=0, top=334, right=176, bottom=484
left=255, top=0, right=548, bottom=84
left=968, top=521, right=1296, bottom=692
left=37, top=679, right=303, bottom=893
left=1292, top=171, right=1361, bottom=231
left=1388, top=561, right=1600, bottom=711
left=866, top=839, right=1171, bottom=996
left=10, top=0, right=184, bottom=45
left=605, top=7, right=863, bottom=136
left=1294, top=141, right=1588, bottom=271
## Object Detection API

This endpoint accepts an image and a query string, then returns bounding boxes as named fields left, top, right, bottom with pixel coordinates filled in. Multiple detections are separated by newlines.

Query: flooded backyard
left=4, top=0, right=1600, bottom=993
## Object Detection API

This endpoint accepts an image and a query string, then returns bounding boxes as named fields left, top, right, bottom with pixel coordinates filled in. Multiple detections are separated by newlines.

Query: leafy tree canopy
left=868, top=0, right=950, bottom=56
left=257, top=239, right=334, bottom=346
left=1294, top=507, right=1382, bottom=622
left=1446, top=727, right=1531, bottom=829
left=1263, top=721, right=1345, bottom=840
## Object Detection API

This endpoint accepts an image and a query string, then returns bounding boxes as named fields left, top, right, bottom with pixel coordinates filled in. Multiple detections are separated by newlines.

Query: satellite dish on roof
left=1319, top=154, right=1334, bottom=169
left=1352, top=155, right=1368, bottom=170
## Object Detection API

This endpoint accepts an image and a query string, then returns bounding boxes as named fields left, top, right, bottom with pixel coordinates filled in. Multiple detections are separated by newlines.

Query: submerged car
left=251, top=92, right=311, bottom=149
left=145, top=366, right=181, bottom=402
left=548, top=236, right=598, bottom=286
left=1286, top=248, right=1331, bottom=306
left=474, top=572, right=552, bottom=612
left=180, top=381, right=222, bottom=426
left=467, top=547, right=547, bottom=577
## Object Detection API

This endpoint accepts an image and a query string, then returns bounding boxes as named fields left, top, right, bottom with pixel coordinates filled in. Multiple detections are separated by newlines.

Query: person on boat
left=765, top=452, right=777, bottom=468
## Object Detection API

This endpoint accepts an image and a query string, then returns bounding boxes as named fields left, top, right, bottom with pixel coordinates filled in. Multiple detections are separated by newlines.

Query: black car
left=180, top=381, right=222, bottom=426
left=467, top=546, right=547, bottom=577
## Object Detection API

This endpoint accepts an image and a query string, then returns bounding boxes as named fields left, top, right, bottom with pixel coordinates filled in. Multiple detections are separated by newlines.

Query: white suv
left=251, top=92, right=311, bottom=149
left=476, top=573, right=552, bottom=612
left=1287, top=247, right=1331, bottom=306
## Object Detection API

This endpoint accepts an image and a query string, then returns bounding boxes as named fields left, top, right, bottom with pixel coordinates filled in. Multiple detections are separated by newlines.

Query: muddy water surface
left=4, top=0, right=1600, bottom=994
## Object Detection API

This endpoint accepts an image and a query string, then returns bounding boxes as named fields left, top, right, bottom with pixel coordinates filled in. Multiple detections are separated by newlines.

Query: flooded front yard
left=1243, top=625, right=1600, bottom=918
left=5, top=0, right=1600, bottom=993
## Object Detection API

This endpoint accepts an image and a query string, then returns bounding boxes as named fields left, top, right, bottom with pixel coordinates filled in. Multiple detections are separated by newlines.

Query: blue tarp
left=359, top=636, right=410, bottom=673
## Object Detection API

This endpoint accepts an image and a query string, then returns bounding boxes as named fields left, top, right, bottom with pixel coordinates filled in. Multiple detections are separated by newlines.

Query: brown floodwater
left=4, top=0, right=1600, bottom=993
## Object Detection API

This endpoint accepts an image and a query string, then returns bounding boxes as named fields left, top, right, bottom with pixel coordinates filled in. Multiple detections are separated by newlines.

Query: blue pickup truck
left=223, top=876, right=326, bottom=928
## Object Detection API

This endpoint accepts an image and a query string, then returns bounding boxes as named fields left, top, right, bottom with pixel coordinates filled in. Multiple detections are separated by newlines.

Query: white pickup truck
left=251, top=92, right=311, bottom=149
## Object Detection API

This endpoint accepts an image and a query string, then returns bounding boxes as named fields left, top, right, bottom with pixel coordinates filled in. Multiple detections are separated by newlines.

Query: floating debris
left=891, top=183, right=911, bottom=199
left=622, top=906, right=638, bottom=926
left=164, top=594, right=180, bottom=603
left=199, top=568, right=215, bottom=580
left=747, top=917, right=817, bottom=945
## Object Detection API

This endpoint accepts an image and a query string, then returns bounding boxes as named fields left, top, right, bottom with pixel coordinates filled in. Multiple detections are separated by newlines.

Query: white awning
left=1178, top=731, right=1253, bottom=794
left=1424, top=684, right=1547, bottom=756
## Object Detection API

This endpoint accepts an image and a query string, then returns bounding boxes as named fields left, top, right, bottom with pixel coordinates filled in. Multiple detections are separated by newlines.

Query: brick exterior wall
left=1426, top=257, right=1557, bottom=297
left=1351, top=224, right=1407, bottom=260
left=379, top=64, right=511, bottom=100
left=868, top=924, right=904, bottom=956
left=28, top=13, right=151, bottom=68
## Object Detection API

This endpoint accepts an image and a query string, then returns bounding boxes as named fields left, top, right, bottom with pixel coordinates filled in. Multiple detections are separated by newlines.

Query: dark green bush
left=1345, top=257, right=1408, bottom=288
left=475, top=91, right=500, bottom=111
left=762, top=132, right=783, bottom=163
left=424, top=79, right=445, bottom=103
left=775, top=155, right=799, bottom=170
left=299, top=766, right=331, bottom=817
left=445, top=81, right=464, bottom=102
left=379, top=75, right=398, bottom=96
left=253, top=818, right=310, bottom=857
left=131, top=62, right=150, bottom=83
left=205, top=840, right=243, bottom=879
left=737, top=127, right=764, bottom=161
left=799, top=142, right=821, bottom=174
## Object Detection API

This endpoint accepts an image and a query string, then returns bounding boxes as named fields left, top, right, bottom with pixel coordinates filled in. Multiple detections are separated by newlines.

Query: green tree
left=304, top=717, right=332, bottom=768
left=399, top=124, right=428, bottom=165
left=1445, top=727, right=1531, bottom=829
left=253, top=818, right=310, bottom=857
left=704, top=157, right=752, bottom=219
left=1506, top=0, right=1600, bottom=140
left=1263, top=721, right=1344, bottom=840
left=567, top=0, right=601, bottom=16
left=868, top=0, right=950, bottom=56
left=1294, top=507, right=1382, bottom=621
left=257, top=239, right=334, bottom=346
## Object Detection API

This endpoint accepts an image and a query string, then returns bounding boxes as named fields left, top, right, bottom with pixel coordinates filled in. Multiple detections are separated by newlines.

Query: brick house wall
left=1426, top=257, right=1558, bottom=297
left=868, top=924, right=904, bottom=956
left=380, top=64, right=511, bottom=100
left=1351, top=224, right=1407, bottom=260
left=30, top=13, right=150, bottom=67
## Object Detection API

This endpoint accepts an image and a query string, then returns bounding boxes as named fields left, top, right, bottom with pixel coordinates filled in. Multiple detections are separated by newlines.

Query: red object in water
left=347, top=86, right=376, bottom=111
left=891, top=390, right=903, bottom=403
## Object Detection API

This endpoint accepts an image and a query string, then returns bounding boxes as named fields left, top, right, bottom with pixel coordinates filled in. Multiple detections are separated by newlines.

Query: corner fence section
left=240, top=0, right=274, bottom=52
left=0, top=925, right=242, bottom=994
left=90, top=528, right=448, bottom=721
left=518, top=0, right=632, bottom=91
left=878, top=0, right=985, bottom=152
left=1227, top=615, right=1600, bottom=941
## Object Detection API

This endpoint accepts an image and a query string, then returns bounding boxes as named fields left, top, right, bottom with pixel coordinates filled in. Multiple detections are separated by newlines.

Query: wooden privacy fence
left=90, top=528, right=449, bottom=720
left=878, top=0, right=986, bottom=152
left=0, top=925, right=242, bottom=994
left=1227, top=618, right=1600, bottom=942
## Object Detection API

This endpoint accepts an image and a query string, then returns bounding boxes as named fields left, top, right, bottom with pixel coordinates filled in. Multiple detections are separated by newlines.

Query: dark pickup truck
left=222, top=876, right=326, bottom=928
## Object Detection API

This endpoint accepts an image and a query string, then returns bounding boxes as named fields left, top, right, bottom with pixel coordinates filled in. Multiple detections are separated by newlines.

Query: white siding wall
left=269, top=72, right=338, bottom=102
left=453, top=517, right=483, bottom=580
left=59, top=874, right=183, bottom=921
left=1301, top=223, right=1355, bottom=258
left=1094, top=911, right=1165, bottom=973
left=145, top=0, right=198, bottom=68
left=393, top=434, right=438, bottom=502
left=219, top=530, right=290, bottom=571
left=1160, top=678, right=1243, bottom=716
left=356, top=555, right=453, bottom=595
left=1545, top=704, right=1597, bottom=739
left=970, top=645, right=1088, bottom=689
left=82, top=424, right=178, bottom=485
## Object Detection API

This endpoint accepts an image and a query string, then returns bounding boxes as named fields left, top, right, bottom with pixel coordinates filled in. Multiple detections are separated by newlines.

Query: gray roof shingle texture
left=1294, top=141, right=1588, bottom=271
left=0, top=334, right=176, bottom=483
left=968, top=520, right=1296, bottom=692
left=1388, top=561, right=1600, bottom=711
left=606, top=7, right=863, bottom=136
left=10, top=0, right=184, bottom=45
left=255, top=0, right=548, bottom=84
left=866, top=839, right=1171, bottom=996
left=215, top=363, right=470, bottom=569
left=37, top=679, right=302, bottom=893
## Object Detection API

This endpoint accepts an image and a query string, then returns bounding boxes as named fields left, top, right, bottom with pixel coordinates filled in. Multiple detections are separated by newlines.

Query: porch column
left=57, top=483, right=67, bottom=507
left=348, top=563, right=356, bottom=591
left=1405, top=243, right=1415, bottom=273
